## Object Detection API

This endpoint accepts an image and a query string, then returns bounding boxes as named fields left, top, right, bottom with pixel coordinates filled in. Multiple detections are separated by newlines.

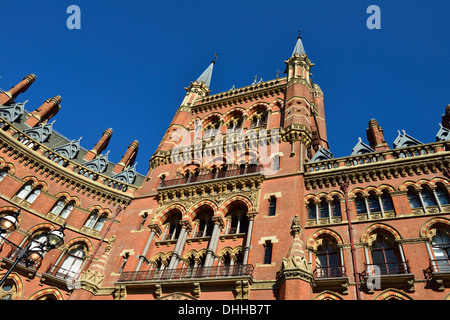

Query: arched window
left=436, top=184, right=450, bottom=206
left=370, top=233, right=404, bottom=275
left=163, top=211, right=182, bottom=241
left=250, top=109, right=268, bottom=129
left=16, top=183, right=33, bottom=200
left=355, top=193, right=367, bottom=215
left=50, top=198, right=74, bottom=219
left=431, top=226, right=450, bottom=272
left=25, top=187, right=41, bottom=204
left=319, top=198, right=329, bottom=219
left=56, top=245, right=86, bottom=280
left=421, top=186, right=437, bottom=207
left=83, top=210, right=108, bottom=232
left=381, top=190, right=395, bottom=211
left=226, top=204, right=248, bottom=234
left=0, top=280, right=17, bottom=300
left=407, top=187, right=422, bottom=209
left=307, top=200, right=316, bottom=220
left=368, top=192, right=381, bottom=213
left=226, top=113, right=244, bottom=134
left=330, top=197, right=342, bottom=217
left=193, top=206, right=214, bottom=238
left=315, top=238, right=341, bottom=278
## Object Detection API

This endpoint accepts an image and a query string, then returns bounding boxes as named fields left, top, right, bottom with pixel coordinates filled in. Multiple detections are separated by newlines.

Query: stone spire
left=277, top=215, right=314, bottom=299
left=196, top=54, right=216, bottom=88
left=292, top=30, right=306, bottom=56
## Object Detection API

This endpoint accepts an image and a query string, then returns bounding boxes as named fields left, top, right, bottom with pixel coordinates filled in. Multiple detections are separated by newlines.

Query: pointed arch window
left=307, top=200, right=317, bottom=220
left=50, top=198, right=74, bottom=219
left=55, top=245, right=86, bottom=280
left=330, top=197, right=342, bottom=217
left=315, top=238, right=342, bottom=278
left=381, top=190, right=395, bottom=211
left=430, top=226, right=450, bottom=272
left=370, top=233, right=406, bottom=275
left=368, top=192, right=381, bottom=213
left=319, top=198, right=329, bottom=219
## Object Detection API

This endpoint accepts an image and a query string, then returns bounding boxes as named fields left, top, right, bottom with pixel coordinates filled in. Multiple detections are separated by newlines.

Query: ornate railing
left=364, top=261, right=411, bottom=276
left=313, top=266, right=346, bottom=278
left=159, top=165, right=263, bottom=188
left=117, top=264, right=254, bottom=283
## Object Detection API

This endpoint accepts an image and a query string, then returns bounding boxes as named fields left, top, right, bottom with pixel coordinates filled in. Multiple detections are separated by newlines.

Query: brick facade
left=0, top=35, right=449, bottom=300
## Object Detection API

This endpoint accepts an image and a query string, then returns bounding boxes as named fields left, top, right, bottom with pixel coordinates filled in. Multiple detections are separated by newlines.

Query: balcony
left=424, top=258, right=450, bottom=291
left=117, top=264, right=254, bottom=283
left=312, top=266, right=349, bottom=294
left=360, top=261, right=415, bottom=293
left=158, top=165, right=263, bottom=189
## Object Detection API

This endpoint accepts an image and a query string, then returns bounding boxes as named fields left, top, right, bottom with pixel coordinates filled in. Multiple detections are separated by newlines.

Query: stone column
left=135, top=224, right=162, bottom=272
left=167, top=221, right=191, bottom=270
left=204, top=216, right=224, bottom=267
left=242, top=212, right=257, bottom=265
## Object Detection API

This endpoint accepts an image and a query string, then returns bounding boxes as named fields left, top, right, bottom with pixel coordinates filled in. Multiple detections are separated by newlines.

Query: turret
left=0, top=74, right=36, bottom=105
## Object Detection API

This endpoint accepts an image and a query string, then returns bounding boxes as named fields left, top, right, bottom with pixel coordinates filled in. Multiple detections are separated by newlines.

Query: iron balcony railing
left=117, top=264, right=254, bottom=283
left=159, top=165, right=263, bottom=188
left=313, top=266, right=346, bottom=279
left=429, top=258, right=450, bottom=273
left=364, top=261, right=411, bottom=276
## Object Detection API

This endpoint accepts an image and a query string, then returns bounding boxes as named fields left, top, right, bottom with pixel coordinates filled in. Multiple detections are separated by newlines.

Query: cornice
left=0, top=120, right=135, bottom=206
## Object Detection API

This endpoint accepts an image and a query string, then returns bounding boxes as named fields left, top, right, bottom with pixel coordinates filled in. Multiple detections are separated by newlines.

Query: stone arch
left=155, top=204, right=187, bottom=226
left=307, top=228, right=344, bottom=250
left=361, top=223, right=402, bottom=244
left=313, top=290, right=344, bottom=300
left=218, top=195, right=253, bottom=217
left=0, top=272, right=24, bottom=300
left=27, top=287, right=65, bottom=300
left=187, top=199, right=218, bottom=222
left=419, top=217, right=450, bottom=239
left=374, top=288, right=413, bottom=300
left=63, top=237, right=94, bottom=257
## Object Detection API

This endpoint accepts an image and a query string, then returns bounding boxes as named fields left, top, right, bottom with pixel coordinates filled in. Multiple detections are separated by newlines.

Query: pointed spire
left=196, top=53, right=217, bottom=88
left=292, top=29, right=306, bottom=56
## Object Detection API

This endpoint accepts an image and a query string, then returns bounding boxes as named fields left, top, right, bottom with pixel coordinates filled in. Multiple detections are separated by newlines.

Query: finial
left=212, top=52, right=218, bottom=64
left=297, top=29, right=302, bottom=39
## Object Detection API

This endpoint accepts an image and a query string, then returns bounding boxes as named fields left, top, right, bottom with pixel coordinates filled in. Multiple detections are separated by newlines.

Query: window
left=331, top=197, right=341, bottom=217
left=137, top=213, right=148, bottom=231
left=226, top=206, right=249, bottom=234
left=431, top=227, right=450, bottom=272
left=273, top=155, right=280, bottom=171
left=307, top=200, right=316, bottom=220
left=50, top=198, right=74, bottom=219
left=268, top=196, right=277, bottom=216
left=370, top=233, right=403, bottom=275
left=422, top=186, right=437, bottom=207
left=0, top=280, right=17, bottom=300
left=250, top=110, right=268, bottom=128
left=407, top=187, right=422, bottom=209
left=319, top=198, right=329, bottom=219
left=315, top=238, right=341, bottom=278
left=16, top=183, right=33, bottom=200
left=368, top=192, right=381, bottom=213
left=56, top=246, right=86, bottom=280
left=263, top=241, right=273, bottom=264
left=83, top=210, right=107, bottom=232
left=0, top=170, right=7, bottom=182
left=436, top=185, right=450, bottom=206
left=355, top=193, right=367, bottom=215
left=162, top=212, right=182, bottom=241
left=118, top=253, right=129, bottom=273
left=381, top=190, right=395, bottom=211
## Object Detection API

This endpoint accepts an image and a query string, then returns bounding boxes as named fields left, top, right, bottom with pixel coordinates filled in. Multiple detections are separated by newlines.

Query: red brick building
left=0, top=34, right=449, bottom=300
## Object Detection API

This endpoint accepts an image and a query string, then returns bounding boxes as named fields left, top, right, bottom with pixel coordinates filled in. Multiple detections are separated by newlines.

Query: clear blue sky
left=1, top=0, right=449, bottom=175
